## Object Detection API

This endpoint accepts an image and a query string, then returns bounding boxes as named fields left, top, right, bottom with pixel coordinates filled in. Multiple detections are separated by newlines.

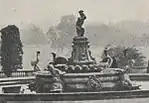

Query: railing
left=0, top=70, right=35, bottom=78
left=129, top=73, right=149, bottom=81
left=0, top=76, right=35, bottom=94
left=0, top=76, right=35, bottom=86
left=119, top=65, right=147, bottom=73
left=131, top=66, right=147, bottom=73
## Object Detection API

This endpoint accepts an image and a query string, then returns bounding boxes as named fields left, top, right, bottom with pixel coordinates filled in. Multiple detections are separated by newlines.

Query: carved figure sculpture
left=31, top=51, right=40, bottom=71
left=47, top=64, right=65, bottom=92
left=76, top=10, right=87, bottom=36
left=87, top=75, right=102, bottom=91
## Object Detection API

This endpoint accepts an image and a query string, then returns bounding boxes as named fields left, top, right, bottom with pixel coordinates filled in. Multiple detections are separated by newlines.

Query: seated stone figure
left=99, top=48, right=113, bottom=68
left=99, top=48, right=118, bottom=69
left=110, top=51, right=118, bottom=68
left=47, top=64, right=65, bottom=92
left=124, top=59, right=135, bottom=73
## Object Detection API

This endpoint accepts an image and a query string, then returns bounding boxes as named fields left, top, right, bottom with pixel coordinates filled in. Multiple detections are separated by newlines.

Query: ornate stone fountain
left=68, top=36, right=96, bottom=65
left=33, top=10, right=140, bottom=93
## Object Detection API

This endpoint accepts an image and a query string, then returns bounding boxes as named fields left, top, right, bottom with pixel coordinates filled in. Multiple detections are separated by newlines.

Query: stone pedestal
left=68, top=36, right=96, bottom=65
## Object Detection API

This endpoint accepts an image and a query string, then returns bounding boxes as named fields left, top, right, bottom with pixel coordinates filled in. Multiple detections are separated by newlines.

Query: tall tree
left=0, top=25, right=23, bottom=76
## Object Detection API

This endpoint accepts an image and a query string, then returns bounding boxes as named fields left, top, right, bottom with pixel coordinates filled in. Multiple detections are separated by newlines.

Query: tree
left=0, top=25, right=23, bottom=76
left=46, top=14, right=76, bottom=52
left=104, top=46, right=146, bottom=68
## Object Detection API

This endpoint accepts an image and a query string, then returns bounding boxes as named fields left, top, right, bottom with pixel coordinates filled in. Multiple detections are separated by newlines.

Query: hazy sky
left=1, top=0, right=149, bottom=30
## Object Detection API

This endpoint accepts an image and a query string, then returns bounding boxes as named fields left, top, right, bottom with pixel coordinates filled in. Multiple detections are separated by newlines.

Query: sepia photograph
left=0, top=0, right=149, bottom=103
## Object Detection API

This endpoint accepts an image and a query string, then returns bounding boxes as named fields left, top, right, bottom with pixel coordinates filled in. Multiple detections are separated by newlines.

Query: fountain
left=33, top=10, right=140, bottom=93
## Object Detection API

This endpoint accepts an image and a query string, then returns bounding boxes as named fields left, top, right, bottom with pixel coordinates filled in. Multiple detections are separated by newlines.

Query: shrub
left=105, top=46, right=146, bottom=67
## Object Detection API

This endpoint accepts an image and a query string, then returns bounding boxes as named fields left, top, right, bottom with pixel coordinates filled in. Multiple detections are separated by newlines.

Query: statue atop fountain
left=68, top=10, right=96, bottom=66
left=76, top=10, right=86, bottom=37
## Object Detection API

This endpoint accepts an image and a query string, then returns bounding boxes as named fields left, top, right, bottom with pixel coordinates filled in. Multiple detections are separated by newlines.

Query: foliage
left=106, top=46, right=146, bottom=67
left=46, top=14, right=76, bottom=51
left=0, top=25, right=23, bottom=76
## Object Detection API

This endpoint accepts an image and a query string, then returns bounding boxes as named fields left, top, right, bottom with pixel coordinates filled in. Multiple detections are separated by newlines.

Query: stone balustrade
left=0, top=76, right=35, bottom=93
left=0, top=70, right=34, bottom=78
